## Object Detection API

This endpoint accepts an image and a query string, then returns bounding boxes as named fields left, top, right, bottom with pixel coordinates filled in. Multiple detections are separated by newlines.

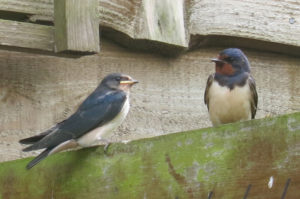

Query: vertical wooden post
left=54, top=0, right=100, bottom=53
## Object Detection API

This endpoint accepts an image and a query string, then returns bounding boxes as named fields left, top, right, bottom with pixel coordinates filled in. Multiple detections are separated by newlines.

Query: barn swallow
left=204, top=48, right=258, bottom=126
left=20, top=73, right=138, bottom=169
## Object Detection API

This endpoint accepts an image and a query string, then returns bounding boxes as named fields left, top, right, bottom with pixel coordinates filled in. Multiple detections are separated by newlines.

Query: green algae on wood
left=0, top=112, right=299, bottom=199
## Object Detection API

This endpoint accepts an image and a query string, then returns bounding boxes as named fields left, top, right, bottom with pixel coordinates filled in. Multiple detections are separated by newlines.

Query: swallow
left=20, top=73, right=138, bottom=169
left=204, top=48, right=258, bottom=126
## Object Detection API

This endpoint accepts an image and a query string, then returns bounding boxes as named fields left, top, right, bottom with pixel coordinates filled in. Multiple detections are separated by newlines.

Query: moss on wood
left=0, top=112, right=299, bottom=198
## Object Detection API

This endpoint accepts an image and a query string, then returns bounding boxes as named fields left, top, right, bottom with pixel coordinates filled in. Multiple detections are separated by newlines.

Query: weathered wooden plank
left=1, top=0, right=300, bottom=54
left=0, top=42, right=299, bottom=162
left=100, top=0, right=187, bottom=46
left=0, top=19, right=54, bottom=51
left=142, top=0, right=186, bottom=46
left=0, top=0, right=53, bottom=21
left=98, top=0, right=140, bottom=39
left=0, top=112, right=299, bottom=198
left=99, top=0, right=188, bottom=54
left=0, top=0, right=188, bottom=52
left=54, top=0, right=100, bottom=53
left=188, top=0, right=300, bottom=48
left=0, top=0, right=187, bottom=51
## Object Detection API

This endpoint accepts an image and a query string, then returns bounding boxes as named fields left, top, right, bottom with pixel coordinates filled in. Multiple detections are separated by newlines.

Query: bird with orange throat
left=204, top=48, right=258, bottom=126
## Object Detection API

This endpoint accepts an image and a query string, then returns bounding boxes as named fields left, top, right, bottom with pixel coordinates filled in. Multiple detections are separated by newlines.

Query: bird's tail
left=19, top=133, right=47, bottom=145
left=19, top=127, right=55, bottom=145
left=26, top=148, right=51, bottom=170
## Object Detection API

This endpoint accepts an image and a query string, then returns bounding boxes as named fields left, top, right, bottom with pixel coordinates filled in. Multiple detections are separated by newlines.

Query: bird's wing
left=23, top=90, right=126, bottom=151
left=248, top=75, right=258, bottom=119
left=19, top=120, right=66, bottom=144
left=204, top=74, right=214, bottom=110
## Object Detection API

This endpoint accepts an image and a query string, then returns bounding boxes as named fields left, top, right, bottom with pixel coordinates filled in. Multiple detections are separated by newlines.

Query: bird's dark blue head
left=99, top=73, right=138, bottom=91
left=211, top=48, right=250, bottom=76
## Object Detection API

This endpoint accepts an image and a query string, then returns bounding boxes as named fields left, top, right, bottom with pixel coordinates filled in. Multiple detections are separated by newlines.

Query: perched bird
left=204, top=48, right=258, bottom=126
left=20, top=73, right=138, bottom=169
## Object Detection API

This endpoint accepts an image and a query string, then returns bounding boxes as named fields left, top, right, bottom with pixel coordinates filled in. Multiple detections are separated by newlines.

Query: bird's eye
left=225, top=57, right=233, bottom=62
left=115, top=77, right=121, bottom=81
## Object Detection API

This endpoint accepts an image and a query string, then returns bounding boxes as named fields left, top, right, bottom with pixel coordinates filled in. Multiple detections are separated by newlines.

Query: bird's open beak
left=120, top=79, right=139, bottom=85
left=211, top=58, right=225, bottom=63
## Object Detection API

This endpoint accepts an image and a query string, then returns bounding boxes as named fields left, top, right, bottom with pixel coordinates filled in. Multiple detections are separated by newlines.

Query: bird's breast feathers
left=208, top=80, right=252, bottom=125
left=77, top=96, right=130, bottom=147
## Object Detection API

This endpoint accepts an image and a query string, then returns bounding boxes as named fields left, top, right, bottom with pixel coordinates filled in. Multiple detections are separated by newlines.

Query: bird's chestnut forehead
left=218, top=54, right=229, bottom=60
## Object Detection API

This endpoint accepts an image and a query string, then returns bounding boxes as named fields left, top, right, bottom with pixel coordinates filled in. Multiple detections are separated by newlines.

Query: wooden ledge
left=0, top=112, right=299, bottom=198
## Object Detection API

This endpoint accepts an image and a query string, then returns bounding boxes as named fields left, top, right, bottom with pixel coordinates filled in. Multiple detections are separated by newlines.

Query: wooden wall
left=0, top=0, right=300, bottom=162
left=0, top=39, right=299, bottom=162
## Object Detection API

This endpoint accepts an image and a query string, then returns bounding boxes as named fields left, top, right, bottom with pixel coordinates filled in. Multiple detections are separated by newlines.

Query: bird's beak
left=211, top=58, right=225, bottom=63
left=120, top=79, right=139, bottom=85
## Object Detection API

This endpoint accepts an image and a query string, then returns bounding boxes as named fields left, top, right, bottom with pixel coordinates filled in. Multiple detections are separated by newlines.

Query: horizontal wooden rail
left=0, top=19, right=54, bottom=51
left=0, top=112, right=299, bottom=198
left=0, top=0, right=300, bottom=55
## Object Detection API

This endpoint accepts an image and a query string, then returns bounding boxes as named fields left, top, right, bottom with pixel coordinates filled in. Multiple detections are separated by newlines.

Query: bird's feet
left=103, top=142, right=111, bottom=153
left=97, top=137, right=110, bottom=154
left=264, top=113, right=273, bottom=118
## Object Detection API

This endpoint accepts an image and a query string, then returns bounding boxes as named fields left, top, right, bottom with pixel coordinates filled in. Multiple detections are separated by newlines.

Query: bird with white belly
left=204, top=48, right=258, bottom=126
left=20, top=73, right=138, bottom=169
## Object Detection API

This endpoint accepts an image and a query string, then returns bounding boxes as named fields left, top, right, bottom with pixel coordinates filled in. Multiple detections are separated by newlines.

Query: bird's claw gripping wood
left=103, top=142, right=111, bottom=154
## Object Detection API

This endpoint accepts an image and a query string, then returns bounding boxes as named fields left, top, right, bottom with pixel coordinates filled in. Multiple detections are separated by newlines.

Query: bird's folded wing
left=248, top=75, right=258, bottom=119
left=204, top=74, right=214, bottom=110
left=23, top=91, right=126, bottom=151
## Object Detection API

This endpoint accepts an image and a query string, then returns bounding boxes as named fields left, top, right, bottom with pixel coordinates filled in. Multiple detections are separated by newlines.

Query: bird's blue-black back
left=23, top=88, right=126, bottom=151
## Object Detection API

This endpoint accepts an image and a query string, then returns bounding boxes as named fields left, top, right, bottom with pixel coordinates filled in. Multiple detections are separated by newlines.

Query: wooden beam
left=0, top=0, right=53, bottom=21
left=0, top=19, right=54, bottom=51
left=0, top=112, right=299, bottom=198
left=99, top=0, right=188, bottom=48
left=1, top=0, right=300, bottom=55
left=188, top=0, right=300, bottom=48
left=0, top=44, right=299, bottom=162
left=54, top=0, right=100, bottom=53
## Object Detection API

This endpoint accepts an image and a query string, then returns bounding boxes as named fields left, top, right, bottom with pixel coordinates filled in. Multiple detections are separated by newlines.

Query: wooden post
left=54, top=0, right=100, bottom=53
left=143, top=0, right=187, bottom=47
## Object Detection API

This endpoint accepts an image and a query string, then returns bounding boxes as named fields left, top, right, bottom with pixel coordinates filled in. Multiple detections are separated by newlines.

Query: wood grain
left=0, top=0, right=54, bottom=21
left=2, top=0, right=299, bottom=54
left=0, top=39, right=299, bottom=162
left=188, top=0, right=300, bottom=46
left=0, top=19, right=54, bottom=51
left=0, top=112, right=299, bottom=198
left=54, top=0, right=100, bottom=53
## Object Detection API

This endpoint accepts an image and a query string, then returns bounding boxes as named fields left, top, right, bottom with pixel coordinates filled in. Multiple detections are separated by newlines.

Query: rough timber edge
left=0, top=112, right=299, bottom=198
